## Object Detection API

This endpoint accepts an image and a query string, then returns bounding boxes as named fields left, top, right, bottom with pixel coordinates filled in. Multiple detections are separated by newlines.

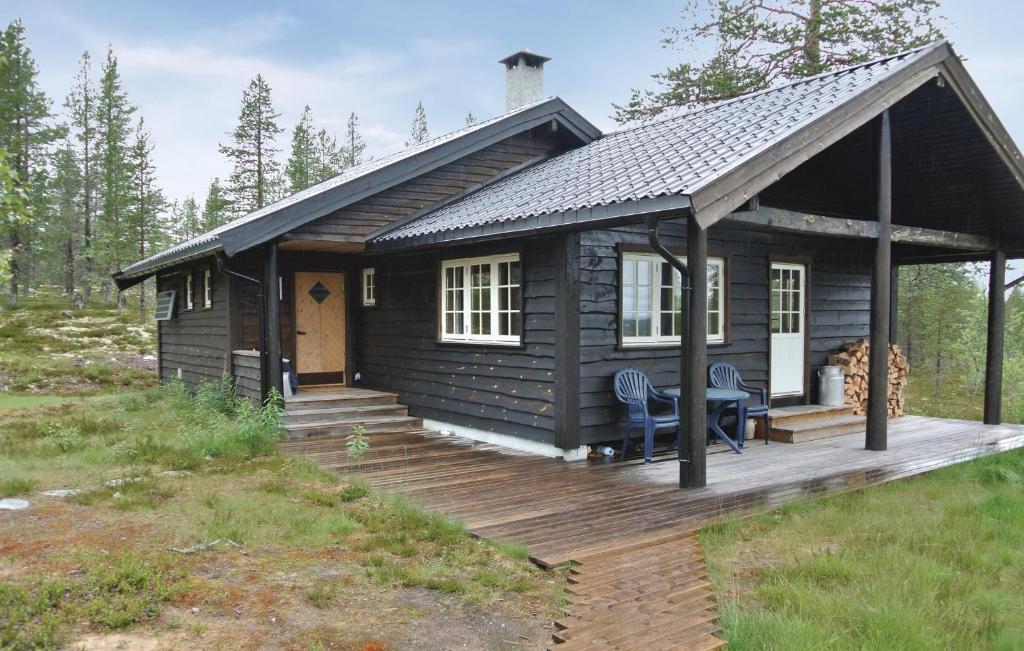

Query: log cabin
left=114, top=43, right=1024, bottom=488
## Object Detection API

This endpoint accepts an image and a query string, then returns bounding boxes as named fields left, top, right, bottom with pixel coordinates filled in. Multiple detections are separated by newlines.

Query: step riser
left=284, top=395, right=397, bottom=410
left=284, top=405, right=408, bottom=425
left=285, top=418, right=424, bottom=439
left=769, top=422, right=866, bottom=443
left=767, top=406, right=855, bottom=427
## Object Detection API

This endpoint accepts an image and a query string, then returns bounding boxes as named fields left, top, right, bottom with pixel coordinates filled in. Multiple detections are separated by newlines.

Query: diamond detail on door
left=308, top=282, right=330, bottom=304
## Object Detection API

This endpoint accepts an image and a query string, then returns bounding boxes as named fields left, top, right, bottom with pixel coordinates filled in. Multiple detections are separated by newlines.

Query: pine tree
left=126, top=116, right=165, bottom=321
left=465, top=110, right=477, bottom=126
left=64, top=51, right=97, bottom=297
left=0, top=148, right=31, bottom=290
left=48, top=140, right=82, bottom=294
left=0, top=20, right=61, bottom=302
left=219, top=74, right=283, bottom=214
left=200, top=178, right=229, bottom=231
left=405, top=101, right=429, bottom=147
left=95, top=45, right=135, bottom=304
left=614, top=0, right=945, bottom=121
left=285, top=105, right=316, bottom=193
left=342, top=112, right=367, bottom=168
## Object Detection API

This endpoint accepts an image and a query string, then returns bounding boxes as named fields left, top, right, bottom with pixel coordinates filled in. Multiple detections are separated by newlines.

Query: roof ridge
left=605, top=40, right=945, bottom=138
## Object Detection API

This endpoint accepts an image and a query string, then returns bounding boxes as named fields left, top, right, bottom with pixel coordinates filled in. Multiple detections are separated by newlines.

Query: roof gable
left=114, top=97, right=599, bottom=286
left=373, top=41, right=1023, bottom=249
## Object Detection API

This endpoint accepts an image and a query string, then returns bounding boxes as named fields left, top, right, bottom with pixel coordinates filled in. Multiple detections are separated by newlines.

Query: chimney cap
left=498, top=49, right=551, bottom=69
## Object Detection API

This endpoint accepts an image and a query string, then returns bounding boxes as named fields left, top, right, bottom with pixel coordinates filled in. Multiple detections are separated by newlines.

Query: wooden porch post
left=683, top=217, right=708, bottom=488
left=889, top=263, right=899, bottom=343
left=984, top=249, right=1006, bottom=425
left=867, top=110, right=892, bottom=452
left=264, top=242, right=283, bottom=399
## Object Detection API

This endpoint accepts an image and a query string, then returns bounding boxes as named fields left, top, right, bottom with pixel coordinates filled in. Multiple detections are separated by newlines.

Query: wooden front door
left=294, top=271, right=346, bottom=384
left=770, top=262, right=806, bottom=397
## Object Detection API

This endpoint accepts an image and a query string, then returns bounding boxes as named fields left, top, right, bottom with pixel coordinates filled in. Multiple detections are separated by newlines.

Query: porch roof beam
left=728, top=206, right=1006, bottom=251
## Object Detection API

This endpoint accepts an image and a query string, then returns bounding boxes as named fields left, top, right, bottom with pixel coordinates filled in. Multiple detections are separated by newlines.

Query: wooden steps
left=282, top=387, right=420, bottom=439
left=757, top=404, right=866, bottom=443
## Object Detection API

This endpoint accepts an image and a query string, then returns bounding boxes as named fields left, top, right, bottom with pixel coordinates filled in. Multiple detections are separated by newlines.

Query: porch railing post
left=867, top=109, right=892, bottom=452
left=264, top=241, right=283, bottom=400
left=984, top=249, right=1006, bottom=425
left=685, top=216, right=708, bottom=488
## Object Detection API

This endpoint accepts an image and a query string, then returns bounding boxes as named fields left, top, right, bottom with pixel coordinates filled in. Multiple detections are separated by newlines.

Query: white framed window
left=202, top=268, right=212, bottom=309
left=620, top=252, right=725, bottom=345
left=440, top=254, right=521, bottom=345
left=362, top=268, right=376, bottom=306
left=184, top=272, right=194, bottom=311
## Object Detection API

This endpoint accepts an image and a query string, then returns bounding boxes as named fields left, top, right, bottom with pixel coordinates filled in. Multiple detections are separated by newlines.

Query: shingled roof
left=371, top=41, right=979, bottom=250
left=113, top=97, right=599, bottom=287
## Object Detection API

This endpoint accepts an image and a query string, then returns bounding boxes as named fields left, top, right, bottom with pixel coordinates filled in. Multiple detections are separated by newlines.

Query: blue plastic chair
left=708, top=362, right=770, bottom=445
left=613, top=368, right=680, bottom=463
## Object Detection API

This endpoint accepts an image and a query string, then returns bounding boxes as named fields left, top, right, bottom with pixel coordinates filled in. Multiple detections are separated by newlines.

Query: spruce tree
left=200, top=178, right=229, bottom=231
left=173, top=196, right=200, bottom=241
left=342, top=112, right=367, bottom=168
left=405, top=101, right=429, bottom=147
left=95, top=45, right=135, bottom=303
left=285, top=105, right=316, bottom=193
left=64, top=51, right=96, bottom=297
left=126, top=116, right=165, bottom=321
left=465, top=111, right=477, bottom=126
left=48, top=141, right=82, bottom=294
left=219, top=74, right=283, bottom=214
left=0, top=20, right=61, bottom=302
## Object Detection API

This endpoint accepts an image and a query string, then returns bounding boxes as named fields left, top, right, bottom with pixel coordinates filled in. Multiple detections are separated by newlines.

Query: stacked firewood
left=828, top=339, right=910, bottom=417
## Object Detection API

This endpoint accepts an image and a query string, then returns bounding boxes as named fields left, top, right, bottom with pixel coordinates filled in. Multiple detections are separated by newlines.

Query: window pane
left=771, top=271, right=781, bottom=291
left=623, top=286, right=636, bottom=310
left=661, top=312, right=674, bottom=336
left=499, top=287, right=509, bottom=310
left=661, top=262, right=673, bottom=286
left=499, top=313, right=509, bottom=336
left=499, top=262, right=508, bottom=286
left=624, top=259, right=636, bottom=285
left=510, top=261, right=520, bottom=285
left=791, top=312, right=800, bottom=333
left=708, top=264, right=720, bottom=286
left=511, top=287, right=521, bottom=310
left=782, top=313, right=791, bottom=333
left=708, top=287, right=719, bottom=311
left=637, top=314, right=652, bottom=337
left=510, top=312, right=521, bottom=335
left=674, top=311, right=682, bottom=337
left=708, top=312, right=719, bottom=336
left=638, top=260, right=652, bottom=285
left=480, top=288, right=490, bottom=310
left=637, top=285, right=651, bottom=311
left=480, top=312, right=491, bottom=335
left=660, top=287, right=673, bottom=313
left=623, top=318, right=636, bottom=338
left=771, top=290, right=780, bottom=312
left=471, top=312, right=480, bottom=334
left=771, top=314, right=781, bottom=332
left=781, top=291, right=791, bottom=312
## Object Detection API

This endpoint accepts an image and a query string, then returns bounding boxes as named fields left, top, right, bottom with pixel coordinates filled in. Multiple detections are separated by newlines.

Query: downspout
left=217, top=253, right=270, bottom=402
left=645, top=214, right=691, bottom=488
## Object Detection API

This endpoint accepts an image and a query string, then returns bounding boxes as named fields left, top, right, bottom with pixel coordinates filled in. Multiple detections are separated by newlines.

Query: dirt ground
left=1, top=495, right=557, bottom=650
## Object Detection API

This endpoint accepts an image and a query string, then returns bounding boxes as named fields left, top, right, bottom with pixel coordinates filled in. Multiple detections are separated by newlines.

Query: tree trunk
left=8, top=226, right=20, bottom=305
left=803, top=0, right=822, bottom=72
left=64, top=238, right=75, bottom=294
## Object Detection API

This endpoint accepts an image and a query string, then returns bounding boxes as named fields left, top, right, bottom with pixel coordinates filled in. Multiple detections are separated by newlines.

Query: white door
left=770, top=263, right=806, bottom=397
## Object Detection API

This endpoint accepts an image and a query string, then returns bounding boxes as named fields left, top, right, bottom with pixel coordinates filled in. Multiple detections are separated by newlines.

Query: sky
left=5, top=0, right=1024, bottom=206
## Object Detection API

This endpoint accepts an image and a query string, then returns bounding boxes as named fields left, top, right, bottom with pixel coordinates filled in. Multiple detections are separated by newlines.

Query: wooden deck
left=281, top=414, right=1024, bottom=649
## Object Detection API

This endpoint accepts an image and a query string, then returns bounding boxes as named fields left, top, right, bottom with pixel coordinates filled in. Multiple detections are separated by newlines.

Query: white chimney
left=499, top=49, right=551, bottom=112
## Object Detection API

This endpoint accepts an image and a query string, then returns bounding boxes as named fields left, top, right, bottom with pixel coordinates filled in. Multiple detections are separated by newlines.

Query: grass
left=701, top=448, right=1024, bottom=650
left=0, top=383, right=558, bottom=649
left=0, top=288, right=157, bottom=394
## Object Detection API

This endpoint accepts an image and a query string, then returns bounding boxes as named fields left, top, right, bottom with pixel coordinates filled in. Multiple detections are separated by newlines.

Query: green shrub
left=75, top=552, right=187, bottom=629
left=339, top=479, right=370, bottom=502
left=0, top=580, right=67, bottom=650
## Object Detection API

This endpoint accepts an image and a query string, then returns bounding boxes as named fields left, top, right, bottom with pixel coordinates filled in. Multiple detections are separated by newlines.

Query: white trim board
left=421, top=418, right=590, bottom=461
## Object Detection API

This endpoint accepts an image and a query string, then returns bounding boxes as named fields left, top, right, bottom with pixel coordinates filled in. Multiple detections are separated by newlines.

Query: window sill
left=436, top=339, right=526, bottom=351
left=617, top=341, right=729, bottom=351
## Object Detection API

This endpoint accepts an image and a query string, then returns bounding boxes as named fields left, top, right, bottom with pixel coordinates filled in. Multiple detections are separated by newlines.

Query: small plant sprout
left=346, top=423, right=369, bottom=465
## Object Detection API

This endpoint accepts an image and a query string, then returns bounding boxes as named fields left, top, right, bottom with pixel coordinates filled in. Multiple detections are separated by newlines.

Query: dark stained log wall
left=155, top=260, right=231, bottom=391
left=575, top=221, right=874, bottom=445
left=352, top=235, right=562, bottom=444
left=288, top=129, right=565, bottom=244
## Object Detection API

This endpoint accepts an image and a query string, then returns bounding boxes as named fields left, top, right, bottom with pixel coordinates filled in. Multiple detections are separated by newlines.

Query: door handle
left=297, top=330, right=307, bottom=335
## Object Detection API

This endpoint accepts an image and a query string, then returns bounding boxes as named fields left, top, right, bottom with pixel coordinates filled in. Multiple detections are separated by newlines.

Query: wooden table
left=664, top=388, right=748, bottom=454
